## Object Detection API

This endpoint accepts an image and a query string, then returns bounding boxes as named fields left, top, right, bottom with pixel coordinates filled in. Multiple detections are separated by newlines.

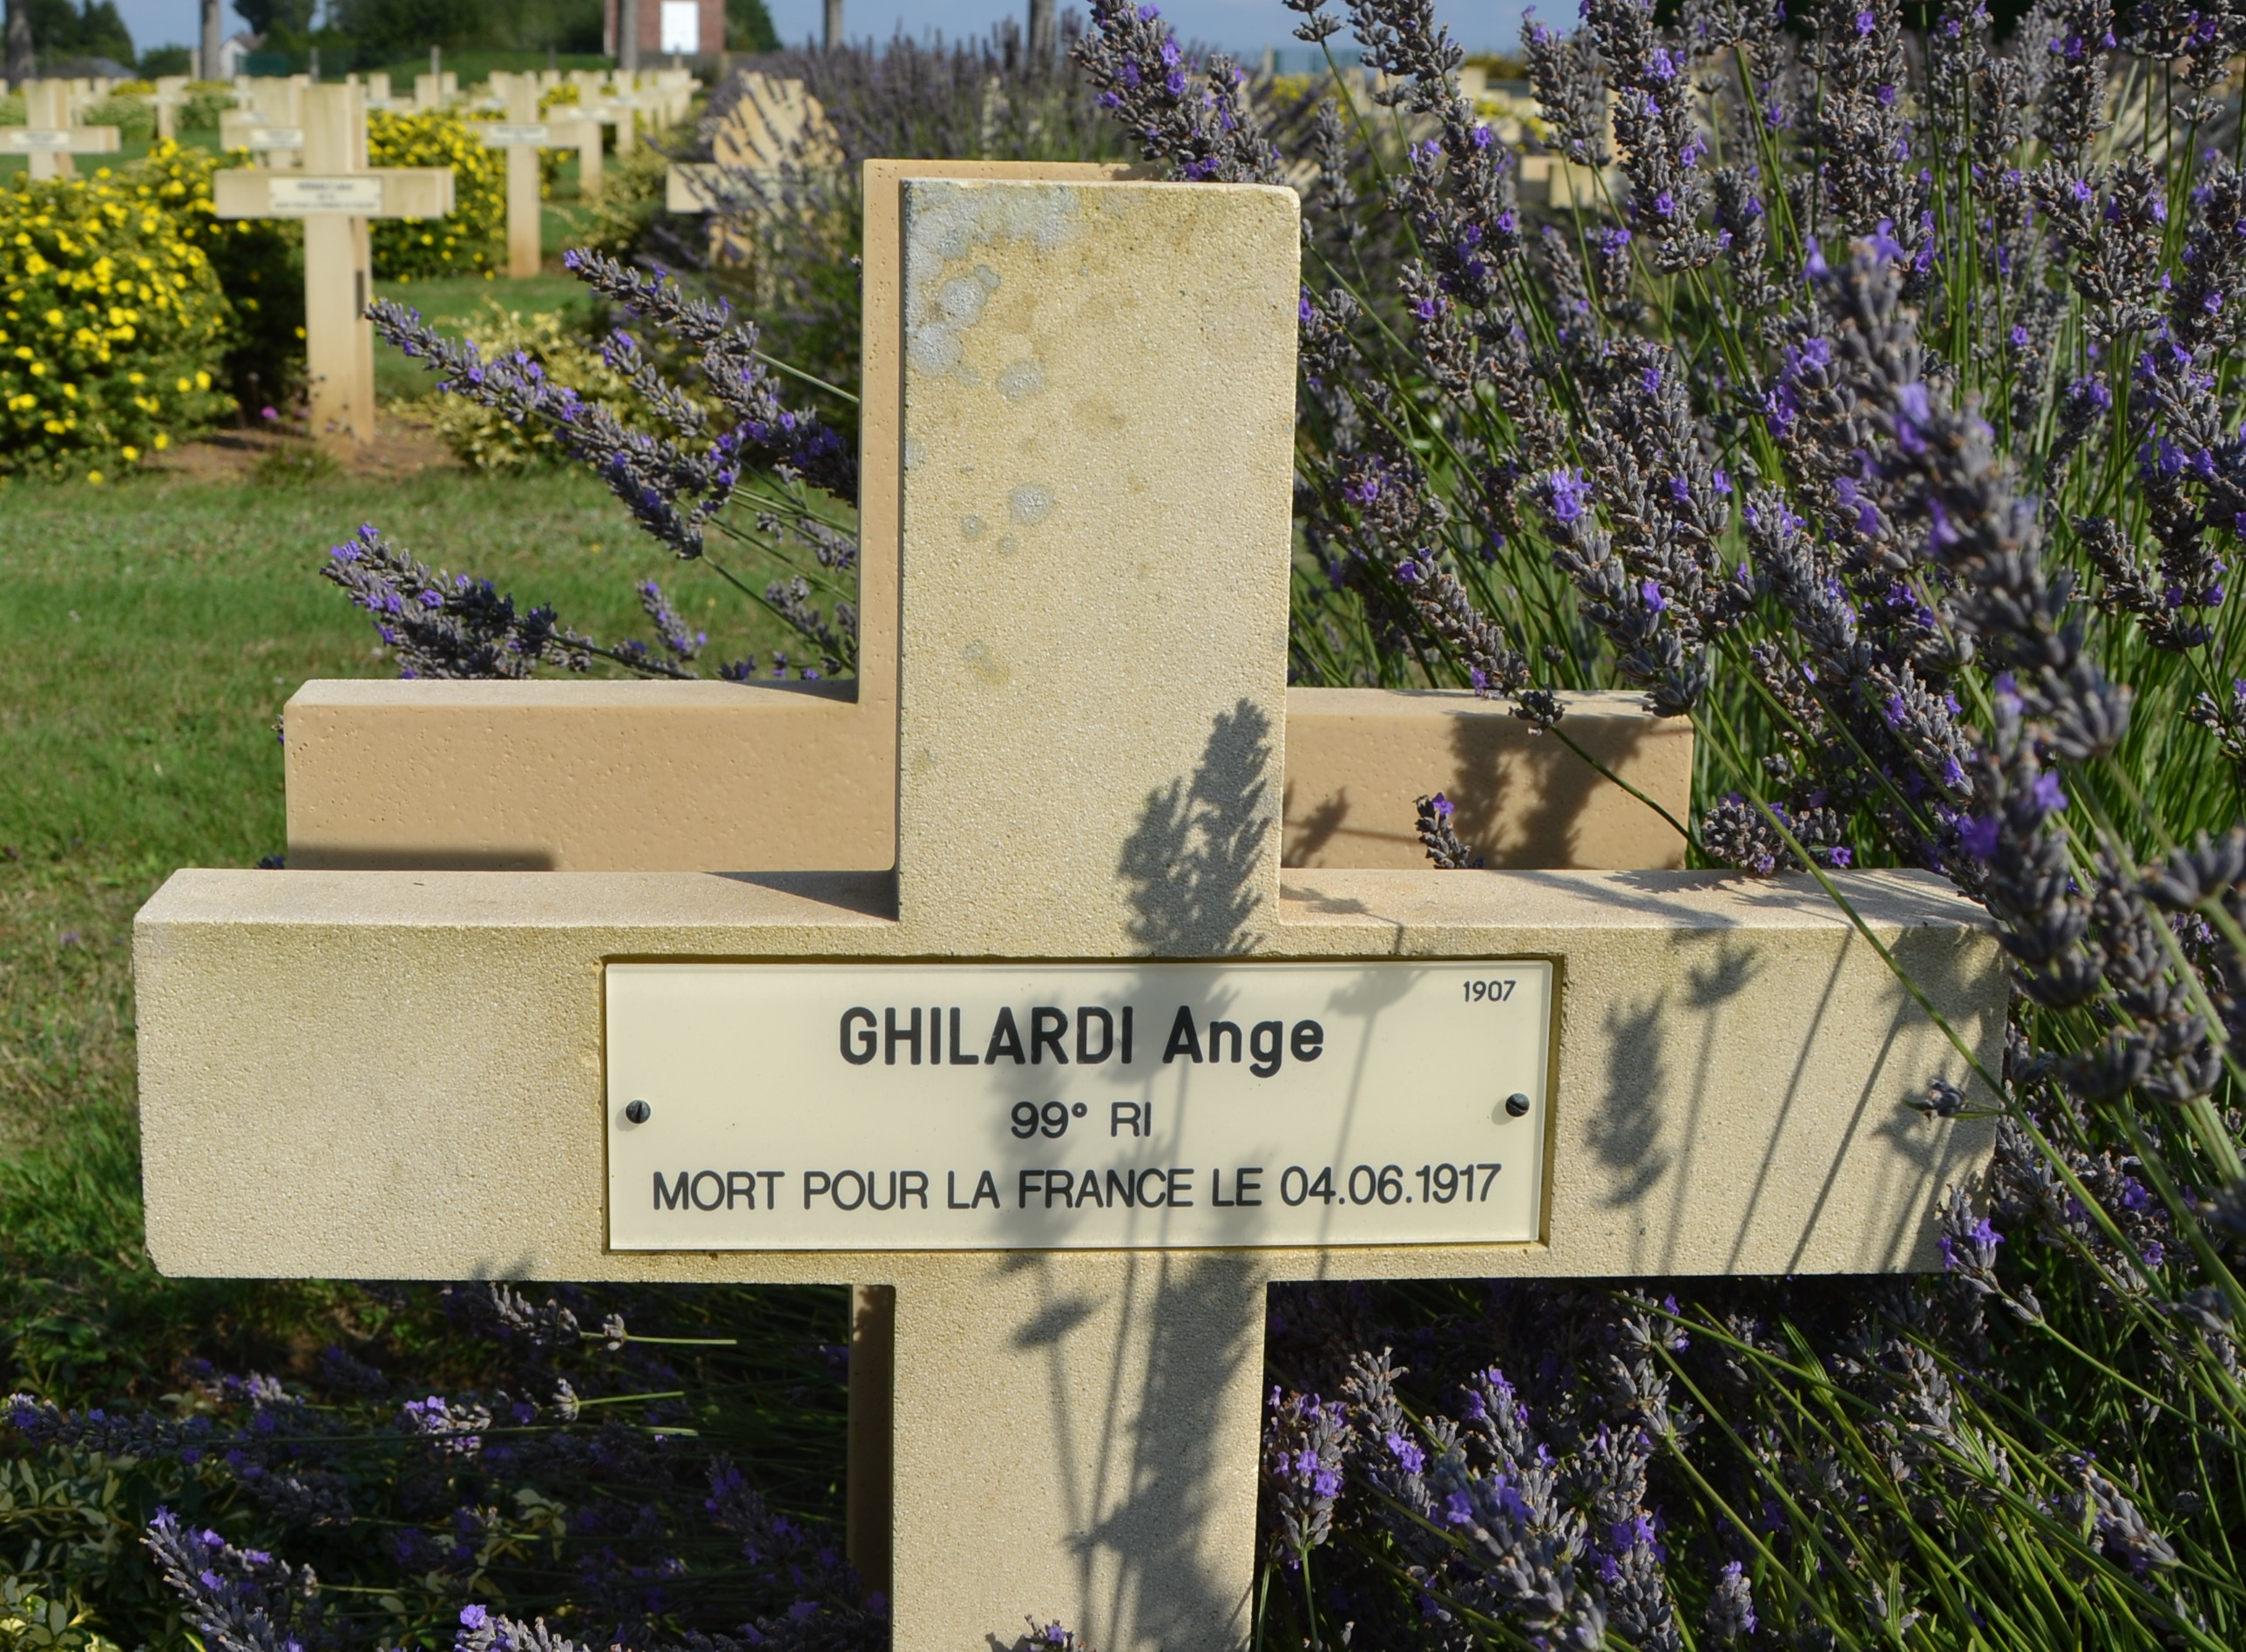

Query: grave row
left=139, top=161, right=2007, bottom=1650
left=8, top=69, right=697, bottom=435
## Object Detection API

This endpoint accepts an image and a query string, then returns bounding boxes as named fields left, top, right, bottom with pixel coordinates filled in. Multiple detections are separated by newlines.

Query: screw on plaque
left=1505, top=1092, right=1532, bottom=1118
left=625, top=1100, right=652, bottom=1124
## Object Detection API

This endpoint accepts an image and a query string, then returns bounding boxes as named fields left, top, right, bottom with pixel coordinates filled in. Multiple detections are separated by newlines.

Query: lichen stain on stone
left=902, top=181, right=1085, bottom=381
left=1008, top=484, right=1053, bottom=525
left=1064, top=396, right=1123, bottom=433
left=996, top=359, right=1047, bottom=403
left=959, top=640, right=1011, bottom=686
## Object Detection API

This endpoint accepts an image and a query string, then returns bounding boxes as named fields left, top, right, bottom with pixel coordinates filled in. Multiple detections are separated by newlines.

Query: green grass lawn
left=0, top=466, right=815, bottom=1394
left=0, top=78, right=795, bottom=1410
left=0, top=469, right=799, bottom=872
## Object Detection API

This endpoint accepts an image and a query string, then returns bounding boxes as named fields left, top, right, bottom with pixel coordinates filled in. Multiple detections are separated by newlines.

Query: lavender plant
left=1072, top=0, right=2246, bottom=1642
left=331, top=27, right=1152, bottom=689
left=686, top=33, right=1131, bottom=461
left=362, top=248, right=859, bottom=681
left=3, top=1283, right=868, bottom=1652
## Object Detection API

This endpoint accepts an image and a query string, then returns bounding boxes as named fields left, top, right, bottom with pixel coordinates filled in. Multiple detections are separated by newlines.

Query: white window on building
left=660, top=1, right=700, bottom=53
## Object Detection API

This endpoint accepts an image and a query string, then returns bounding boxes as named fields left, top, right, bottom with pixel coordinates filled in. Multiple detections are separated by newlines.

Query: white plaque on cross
left=266, top=174, right=382, bottom=212
left=605, top=958, right=1555, bottom=1250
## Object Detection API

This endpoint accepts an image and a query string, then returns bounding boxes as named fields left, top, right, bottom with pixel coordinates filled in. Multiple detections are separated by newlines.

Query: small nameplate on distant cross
left=482, top=123, right=551, bottom=145
left=268, top=176, right=383, bottom=213
left=606, top=961, right=1554, bottom=1251
left=245, top=127, right=304, bottom=149
left=7, top=130, right=78, bottom=151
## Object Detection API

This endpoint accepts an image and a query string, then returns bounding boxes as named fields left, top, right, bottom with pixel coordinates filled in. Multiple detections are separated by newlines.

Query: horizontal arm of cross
left=213, top=166, right=456, bottom=220
left=478, top=120, right=600, bottom=147
left=4, top=125, right=118, bottom=153
left=478, top=122, right=553, bottom=146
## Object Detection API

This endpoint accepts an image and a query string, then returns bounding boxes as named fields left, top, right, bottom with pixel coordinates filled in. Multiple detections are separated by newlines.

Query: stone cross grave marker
left=213, top=83, right=453, bottom=443
left=565, top=69, right=640, bottom=161
left=149, top=74, right=191, bottom=142
left=666, top=72, right=831, bottom=237
left=479, top=78, right=599, bottom=276
left=220, top=77, right=316, bottom=163
left=138, top=162, right=2007, bottom=1652
left=5, top=79, right=118, bottom=180
left=220, top=113, right=307, bottom=163
left=492, top=71, right=610, bottom=199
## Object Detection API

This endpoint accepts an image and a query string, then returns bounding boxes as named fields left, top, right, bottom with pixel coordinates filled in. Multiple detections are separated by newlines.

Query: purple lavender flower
left=1262, top=1386, right=1349, bottom=1567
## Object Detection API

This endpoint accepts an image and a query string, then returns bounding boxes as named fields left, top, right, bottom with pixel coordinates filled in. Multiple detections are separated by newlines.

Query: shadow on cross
left=1278, top=696, right=1666, bottom=871
left=973, top=702, right=1282, bottom=1646
left=1116, top=698, right=1272, bottom=958
left=1443, top=708, right=1645, bottom=870
left=993, top=1251, right=1263, bottom=1652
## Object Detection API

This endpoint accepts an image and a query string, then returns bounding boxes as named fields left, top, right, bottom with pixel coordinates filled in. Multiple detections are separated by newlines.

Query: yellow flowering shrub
left=0, top=167, right=233, bottom=479
left=367, top=109, right=505, bottom=280
left=130, top=140, right=304, bottom=401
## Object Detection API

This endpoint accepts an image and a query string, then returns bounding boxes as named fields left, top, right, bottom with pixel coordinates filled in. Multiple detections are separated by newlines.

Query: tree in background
left=727, top=0, right=775, bottom=52
left=4, top=0, right=30, bottom=79
left=26, top=0, right=134, bottom=66
left=323, top=0, right=604, bottom=63
left=232, top=0, right=313, bottom=54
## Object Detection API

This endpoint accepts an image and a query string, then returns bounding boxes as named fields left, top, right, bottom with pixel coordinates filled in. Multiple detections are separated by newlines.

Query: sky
left=109, top=0, right=1532, bottom=65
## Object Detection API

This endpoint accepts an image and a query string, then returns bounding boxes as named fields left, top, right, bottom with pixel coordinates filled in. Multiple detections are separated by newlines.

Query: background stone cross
left=212, top=83, right=453, bottom=443
left=5, top=80, right=118, bottom=181
left=138, top=164, right=2005, bottom=1651
left=478, top=77, right=602, bottom=278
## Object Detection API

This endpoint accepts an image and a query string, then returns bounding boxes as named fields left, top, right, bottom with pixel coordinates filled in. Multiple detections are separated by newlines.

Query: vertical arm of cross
left=301, top=83, right=376, bottom=444
left=152, top=75, right=187, bottom=142
left=25, top=82, right=62, bottom=177
left=497, top=79, right=545, bottom=279
left=876, top=176, right=1302, bottom=1652
left=570, top=103, right=602, bottom=200
left=892, top=178, right=1302, bottom=958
